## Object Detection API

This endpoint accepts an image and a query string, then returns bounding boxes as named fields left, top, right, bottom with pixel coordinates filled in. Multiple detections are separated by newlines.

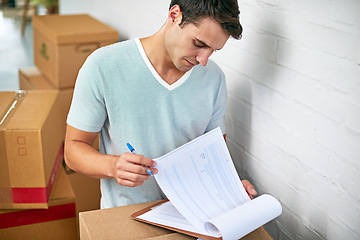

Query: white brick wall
left=61, top=0, right=360, bottom=239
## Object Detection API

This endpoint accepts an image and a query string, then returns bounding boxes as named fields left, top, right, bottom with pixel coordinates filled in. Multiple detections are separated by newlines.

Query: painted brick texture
left=216, top=1, right=360, bottom=239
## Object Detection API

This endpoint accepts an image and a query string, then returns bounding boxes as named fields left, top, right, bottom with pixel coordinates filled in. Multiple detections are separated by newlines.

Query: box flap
left=19, top=67, right=55, bottom=90
left=50, top=167, right=76, bottom=205
left=32, top=14, right=119, bottom=45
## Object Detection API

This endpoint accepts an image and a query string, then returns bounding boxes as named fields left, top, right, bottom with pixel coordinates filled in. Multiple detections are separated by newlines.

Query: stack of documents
left=132, top=127, right=282, bottom=240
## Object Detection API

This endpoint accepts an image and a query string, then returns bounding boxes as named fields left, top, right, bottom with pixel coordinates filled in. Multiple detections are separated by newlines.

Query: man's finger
left=242, top=180, right=257, bottom=197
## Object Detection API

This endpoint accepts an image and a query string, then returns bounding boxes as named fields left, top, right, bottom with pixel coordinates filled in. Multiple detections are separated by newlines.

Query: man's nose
left=196, top=49, right=214, bottom=66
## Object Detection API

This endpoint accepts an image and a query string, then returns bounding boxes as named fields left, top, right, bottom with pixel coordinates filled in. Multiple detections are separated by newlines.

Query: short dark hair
left=169, top=0, right=242, bottom=39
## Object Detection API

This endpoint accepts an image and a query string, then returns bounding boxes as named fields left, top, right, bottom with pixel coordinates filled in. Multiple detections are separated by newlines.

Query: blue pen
left=126, top=143, right=153, bottom=176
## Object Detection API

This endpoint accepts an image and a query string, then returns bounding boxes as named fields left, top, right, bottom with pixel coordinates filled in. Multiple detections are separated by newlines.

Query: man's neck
left=140, top=31, right=185, bottom=85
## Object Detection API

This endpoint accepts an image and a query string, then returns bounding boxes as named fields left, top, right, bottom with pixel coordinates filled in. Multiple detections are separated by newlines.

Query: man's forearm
left=64, top=140, right=116, bottom=179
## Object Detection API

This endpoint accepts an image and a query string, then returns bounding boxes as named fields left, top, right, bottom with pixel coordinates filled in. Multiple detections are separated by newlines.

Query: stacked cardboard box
left=18, top=67, right=102, bottom=221
left=0, top=14, right=118, bottom=239
left=0, top=168, right=77, bottom=240
left=18, top=67, right=73, bottom=137
left=32, top=14, right=118, bottom=89
left=18, top=66, right=100, bottom=151
left=0, top=90, right=64, bottom=209
left=28, top=13, right=118, bottom=229
left=27, top=14, right=118, bottom=214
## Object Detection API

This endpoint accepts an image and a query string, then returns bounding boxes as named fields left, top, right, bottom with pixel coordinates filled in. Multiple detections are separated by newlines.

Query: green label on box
left=40, top=43, right=49, bottom=60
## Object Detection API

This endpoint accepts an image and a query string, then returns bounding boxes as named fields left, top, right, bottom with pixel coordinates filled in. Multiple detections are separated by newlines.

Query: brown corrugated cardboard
left=19, top=66, right=55, bottom=89
left=32, top=14, right=119, bottom=89
left=79, top=201, right=273, bottom=240
left=62, top=168, right=101, bottom=235
left=0, top=90, right=64, bottom=209
left=66, top=171, right=100, bottom=214
left=19, top=66, right=73, bottom=140
left=15, top=66, right=101, bottom=236
left=0, top=167, right=77, bottom=240
left=18, top=66, right=100, bottom=151
left=65, top=171, right=100, bottom=240
left=19, top=66, right=101, bottom=217
left=79, top=201, right=172, bottom=240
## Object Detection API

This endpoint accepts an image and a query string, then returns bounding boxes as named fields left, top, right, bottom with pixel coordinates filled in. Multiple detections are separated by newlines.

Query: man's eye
left=194, top=41, right=203, bottom=48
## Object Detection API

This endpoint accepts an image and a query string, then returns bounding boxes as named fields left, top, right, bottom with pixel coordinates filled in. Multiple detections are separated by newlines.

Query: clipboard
left=131, top=199, right=222, bottom=240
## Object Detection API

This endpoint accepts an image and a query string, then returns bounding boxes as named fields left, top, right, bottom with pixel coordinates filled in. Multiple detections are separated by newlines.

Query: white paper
left=206, top=194, right=282, bottom=239
left=154, top=128, right=250, bottom=234
left=138, top=127, right=282, bottom=239
left=138, top=201, right=210, bottom=236
left=138, top=195, right=282, bottom=240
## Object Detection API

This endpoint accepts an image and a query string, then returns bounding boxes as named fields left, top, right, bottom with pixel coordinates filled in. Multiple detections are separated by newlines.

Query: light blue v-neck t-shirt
left=67, top=38, right=227, bottom=208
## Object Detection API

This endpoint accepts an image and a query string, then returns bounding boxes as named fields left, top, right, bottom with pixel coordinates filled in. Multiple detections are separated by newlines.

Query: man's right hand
left=111, top=153, right=158, bottom=187
left=65, top=124, right=157, bottom=187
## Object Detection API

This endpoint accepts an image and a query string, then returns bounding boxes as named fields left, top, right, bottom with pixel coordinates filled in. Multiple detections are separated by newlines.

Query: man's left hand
left=242, top=180, right=257, bottom=199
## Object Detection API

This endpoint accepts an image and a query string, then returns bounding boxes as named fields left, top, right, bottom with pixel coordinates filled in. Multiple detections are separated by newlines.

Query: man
left=65, top=0, right=257, bottom=209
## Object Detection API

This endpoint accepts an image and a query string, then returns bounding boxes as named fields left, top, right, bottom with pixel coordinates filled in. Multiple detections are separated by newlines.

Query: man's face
left=164, top=17, right=230, bottom=72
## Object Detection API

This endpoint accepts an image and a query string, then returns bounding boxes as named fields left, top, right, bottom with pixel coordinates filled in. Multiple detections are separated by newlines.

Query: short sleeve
left=66, top=53, right=107, bottom=133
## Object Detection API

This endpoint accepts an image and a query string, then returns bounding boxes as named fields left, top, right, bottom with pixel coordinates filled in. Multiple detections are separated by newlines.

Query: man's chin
left=177, top=64, right=193, bottom=72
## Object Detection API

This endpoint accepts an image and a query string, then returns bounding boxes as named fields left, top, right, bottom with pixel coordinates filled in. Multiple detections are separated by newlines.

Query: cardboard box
left=60, top=169, right=101, bottom=239
left=18, top=66, right=100, bottom=150
left=79, top=201, right=273, bottom=240
left=66, top=171, right=101, bottom=215
left=19, top=66, right=101, bottom=215
left=32, top=14, right=119, bottom=89
left=19, top=66, right=73, bottom=138
left=0, top=167, right=77, bottom=240
left=19, top=66, right=55, bottom=89
left=0, top=90, right=64, bottom=209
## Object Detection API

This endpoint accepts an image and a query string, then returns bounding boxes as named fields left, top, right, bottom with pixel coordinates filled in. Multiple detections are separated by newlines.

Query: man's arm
left=64, top=125, right=158, bottom=187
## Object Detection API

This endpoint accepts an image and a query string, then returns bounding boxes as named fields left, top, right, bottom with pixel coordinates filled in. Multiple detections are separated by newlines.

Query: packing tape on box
left=1, top=143, right=64, bottom=205
left=0, top=90, right=27, bottom=125
left=0, top=202, right=76, bottom=229
left=11, top=143, right=64, bottom=204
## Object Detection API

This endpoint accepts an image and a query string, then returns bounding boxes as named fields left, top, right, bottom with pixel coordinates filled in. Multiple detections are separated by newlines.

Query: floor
left=0, top=4, right=34, bottom=91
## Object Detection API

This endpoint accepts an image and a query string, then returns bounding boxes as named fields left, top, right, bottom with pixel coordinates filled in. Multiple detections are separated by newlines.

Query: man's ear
left=168, top=4, right=182, bottom=25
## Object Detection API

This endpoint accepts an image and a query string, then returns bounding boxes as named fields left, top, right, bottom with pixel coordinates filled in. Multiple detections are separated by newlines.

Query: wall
left=60, top=0, right=360, bottom=239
